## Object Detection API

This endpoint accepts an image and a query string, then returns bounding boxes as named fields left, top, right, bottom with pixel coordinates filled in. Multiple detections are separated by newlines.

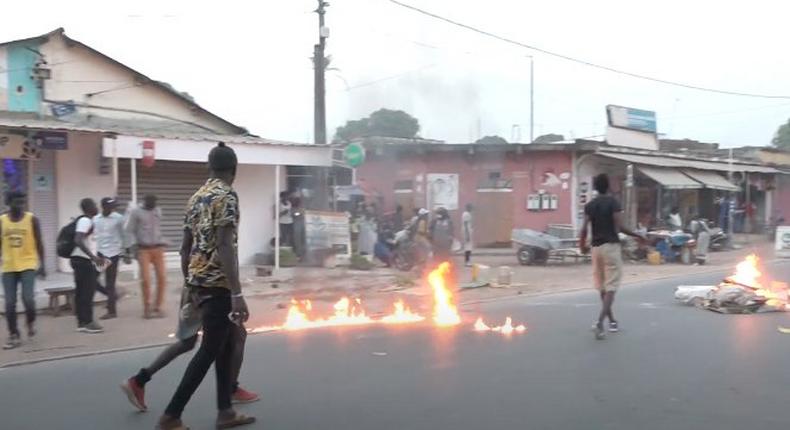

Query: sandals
left=216, top=412, right=256, bottom=429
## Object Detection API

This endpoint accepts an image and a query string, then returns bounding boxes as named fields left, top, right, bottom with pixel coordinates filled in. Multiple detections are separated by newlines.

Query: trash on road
left=371, top=352, right=388, bottom=357
left=675, top=255, right=788, bottom=314
left=777, top=326, right=790, bottom=334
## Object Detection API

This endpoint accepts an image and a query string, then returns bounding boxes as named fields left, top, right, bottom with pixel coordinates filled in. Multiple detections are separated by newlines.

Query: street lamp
left=528, top=55, right=534, bottom=143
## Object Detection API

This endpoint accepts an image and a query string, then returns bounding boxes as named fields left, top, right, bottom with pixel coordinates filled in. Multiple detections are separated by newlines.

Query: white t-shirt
left=279, top=200, right=293, bottom=225
left=71, top=217, right=97, bottom=259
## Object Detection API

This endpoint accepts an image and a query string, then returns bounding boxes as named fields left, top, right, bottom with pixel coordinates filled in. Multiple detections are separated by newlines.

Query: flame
left=242, top=263, right=529, bottom=335
left=381, top=300, right=426, bottom=324
left=429, top=262, right=461, bottom=326
left=728, top=254, right=762, bottom=287
left=474, top=317, right=491, bottom=331
left=721, top=254, right=788, bottom=310
left=474, top=317, right=526, bottom=334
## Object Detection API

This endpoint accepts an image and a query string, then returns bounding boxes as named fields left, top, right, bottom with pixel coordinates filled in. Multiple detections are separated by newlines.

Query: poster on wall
left=305, top=210, right=352, bottom=256
left=426, top=173, right=459, bottom=211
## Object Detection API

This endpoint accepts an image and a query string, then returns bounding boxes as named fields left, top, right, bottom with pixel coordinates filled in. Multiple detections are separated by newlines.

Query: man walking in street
left=72, top=198, right=106, bottom=334
left=94, top=197, right=128, bottom=320
left=462, top=204, right=474, bottom=267
left=126, top=194, right=168, bottom=319
left=155, top=142, right=254, bottom=430
left=1, top=191, right=46, bottom=349
left=580, top=173, right=644, bottom=340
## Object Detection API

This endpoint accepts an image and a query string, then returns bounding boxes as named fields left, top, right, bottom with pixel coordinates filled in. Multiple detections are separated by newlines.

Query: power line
left=343, top=64, right=437, bottom=91
left=388, top=0, right=790, bottom=100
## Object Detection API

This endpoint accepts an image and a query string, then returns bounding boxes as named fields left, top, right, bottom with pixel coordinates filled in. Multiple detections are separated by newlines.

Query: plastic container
left=647, top=251, right=662, bottom=265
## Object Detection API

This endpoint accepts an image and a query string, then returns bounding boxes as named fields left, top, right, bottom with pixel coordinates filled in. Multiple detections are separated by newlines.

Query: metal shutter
left=118, top=160, right=207, bottom=251
left=31, top=151, right=58, bottom=271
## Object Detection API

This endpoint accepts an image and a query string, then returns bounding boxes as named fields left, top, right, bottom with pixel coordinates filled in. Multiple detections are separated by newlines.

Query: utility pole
left=529, top=56, right=534, bottom=143
left=313, top=0, right=330, bottom=209
left=314, top=0, right=328, bottom=146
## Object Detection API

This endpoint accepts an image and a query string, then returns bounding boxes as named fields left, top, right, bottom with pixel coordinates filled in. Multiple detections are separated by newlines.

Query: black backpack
left=56, top=216, right=85, bottom=258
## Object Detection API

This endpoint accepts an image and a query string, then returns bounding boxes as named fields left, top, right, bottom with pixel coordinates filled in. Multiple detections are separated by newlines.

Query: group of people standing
left=354, top=202, right=475, bottom=268
left=2, top=191, right=169, bottom=347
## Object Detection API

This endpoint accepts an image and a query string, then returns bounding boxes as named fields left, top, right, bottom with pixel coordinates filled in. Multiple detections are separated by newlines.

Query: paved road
left=2, top=264, right=790, bottom=430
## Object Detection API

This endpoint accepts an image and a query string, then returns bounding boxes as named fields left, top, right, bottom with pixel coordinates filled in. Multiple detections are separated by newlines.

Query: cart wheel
left=393, top=252, right=413, bottom=272
left=517, top=246, right=534, bottom=265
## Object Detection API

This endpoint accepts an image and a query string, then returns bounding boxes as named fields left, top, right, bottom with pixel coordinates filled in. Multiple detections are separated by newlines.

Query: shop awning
left=596, top=150, right=780, bottom=174
left=681, top=169, right=739, bottom=192
left=638, top=166, right=703, bottom=189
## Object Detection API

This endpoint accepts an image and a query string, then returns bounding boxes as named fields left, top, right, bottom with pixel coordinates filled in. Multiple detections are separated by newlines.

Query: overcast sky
left=4, top=0, right=790, bottom=146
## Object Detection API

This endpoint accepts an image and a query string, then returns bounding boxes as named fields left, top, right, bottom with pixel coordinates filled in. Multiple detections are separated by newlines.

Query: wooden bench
left=45, top=286, right=75, bottom=317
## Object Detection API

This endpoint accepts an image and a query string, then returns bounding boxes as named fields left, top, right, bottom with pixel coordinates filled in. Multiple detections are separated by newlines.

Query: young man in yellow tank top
left=1, top=191, right=46, bottom=350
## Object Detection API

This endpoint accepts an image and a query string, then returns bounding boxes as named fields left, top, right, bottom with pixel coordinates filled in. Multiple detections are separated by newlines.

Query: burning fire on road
left=675, top=254, right=789, bottom=313
left=249, top=262, right=525, bottom=335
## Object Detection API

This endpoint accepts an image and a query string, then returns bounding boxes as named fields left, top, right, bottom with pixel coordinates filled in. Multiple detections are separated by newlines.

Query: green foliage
left=279, top=247, right=299, bottom=267
left=349, top=253, right=374, bottom=271
left=334, top=108, right=420, bottom=142
left=475, top=135, right=508, bottom=145
left=533, top=133, right=565, bottom=144
left=772, top=118, right=790, bottom=149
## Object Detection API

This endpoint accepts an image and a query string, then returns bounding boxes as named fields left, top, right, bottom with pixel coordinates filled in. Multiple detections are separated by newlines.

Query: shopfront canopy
left=596, top=150, right=780, bottom=174
left=638, top=166, right=702, bottom=189
left=681, top=169, right=739, bottom=192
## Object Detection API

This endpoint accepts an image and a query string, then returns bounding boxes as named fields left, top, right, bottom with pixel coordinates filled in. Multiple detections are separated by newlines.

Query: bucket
left=647, top=251, right=661, bottom=265
left=471, top=264, right=491, bottom=282
left=497, top=266, right=512, bottom=286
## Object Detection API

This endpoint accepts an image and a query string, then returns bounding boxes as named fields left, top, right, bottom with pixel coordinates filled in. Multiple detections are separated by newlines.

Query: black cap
left=100, top=197, right=117, bottom=206
left=208, top=142, right=238, bottom=171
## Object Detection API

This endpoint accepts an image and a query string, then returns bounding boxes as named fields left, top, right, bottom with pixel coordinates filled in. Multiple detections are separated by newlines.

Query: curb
left=3, top=257, right=783, bottom=369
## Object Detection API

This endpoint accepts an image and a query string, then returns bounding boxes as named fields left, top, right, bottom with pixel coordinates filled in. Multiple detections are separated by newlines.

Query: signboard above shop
left=607, top=105, right=657, bottom=133
left=605, top=105, right=659, bottom=150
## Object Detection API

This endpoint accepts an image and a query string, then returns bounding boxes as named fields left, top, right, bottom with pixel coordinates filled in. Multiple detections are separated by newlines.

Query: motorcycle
left=689, top=218, right=729, bottom=251
left=391, top=228, right=428, bottom=272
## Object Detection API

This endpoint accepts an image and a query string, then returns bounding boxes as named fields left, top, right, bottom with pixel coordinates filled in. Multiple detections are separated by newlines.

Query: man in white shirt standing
left=71, top=198, right=106, bottom=333
left=462, top=204, right=474, bottom=267
left=93, top=197, right=129, bottom=320
left=278, top=191, right=293, bottom=247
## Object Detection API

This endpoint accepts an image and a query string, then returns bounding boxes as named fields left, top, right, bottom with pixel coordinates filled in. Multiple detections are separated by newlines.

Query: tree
left=772, top=119, right=790, bottom=149
left=533, top=133, right=565, bottom=144
left=475, top=135, right=508, bottom=145
left=333, top=108, right=420, bottom=142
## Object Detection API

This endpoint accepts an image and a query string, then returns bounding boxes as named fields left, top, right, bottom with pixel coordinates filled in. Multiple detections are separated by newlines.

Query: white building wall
left=234, top=164, right=277, bottom=264
left=55, top=132, right=115, bottom=271
left=40, top=33, right=238, bottom=134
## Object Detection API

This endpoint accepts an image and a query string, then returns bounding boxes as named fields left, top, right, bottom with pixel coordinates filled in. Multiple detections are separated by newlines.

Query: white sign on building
left=426, top=173, right=459, bottom=211
left=605, top=105, right=659, bottom=151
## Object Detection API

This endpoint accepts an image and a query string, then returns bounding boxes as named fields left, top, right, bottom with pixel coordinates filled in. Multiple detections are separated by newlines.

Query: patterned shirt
left=184, top=178, right=240, bottom=289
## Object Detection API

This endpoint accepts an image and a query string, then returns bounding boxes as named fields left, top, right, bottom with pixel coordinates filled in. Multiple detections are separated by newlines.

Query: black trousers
left=165, top=293, right=234, bottom=418
left=96, top=255, right=120, bottom=314
left=70, top=257, right=98, bottom=326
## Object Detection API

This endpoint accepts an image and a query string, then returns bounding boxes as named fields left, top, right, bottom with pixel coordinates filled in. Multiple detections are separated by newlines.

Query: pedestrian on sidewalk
left=93, top=197, right=128, bottom=320
left=154, top=142, right=255, bottom=430
left=278, top=191, right=293, bottom=247
left=1, top=191, right=46, bottom=349
left=580, top=173, right=645, bottom=340
left=462, top=204, right=474, bottom=267
left=71, top=198, right=107, bottom=334
left=126, top=194, right=168, bottom=319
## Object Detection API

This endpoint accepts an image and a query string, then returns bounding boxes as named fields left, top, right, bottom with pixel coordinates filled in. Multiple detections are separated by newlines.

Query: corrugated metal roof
left=597, top=150, right=780, bottom=174
left=638, top=166, right=703, bottom=189
left=681, top=169, right=740, bottom=192
left=0, top=114, right=313, bottom=147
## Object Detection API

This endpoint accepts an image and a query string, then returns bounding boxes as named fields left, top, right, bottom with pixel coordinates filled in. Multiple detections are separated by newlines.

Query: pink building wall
left=355, top=149, right=574, bottom=233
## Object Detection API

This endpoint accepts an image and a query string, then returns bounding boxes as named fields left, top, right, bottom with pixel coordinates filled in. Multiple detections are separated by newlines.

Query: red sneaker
left=232, top=386, right=260, bottom=404
left=121, top=377, right=147, bottom=412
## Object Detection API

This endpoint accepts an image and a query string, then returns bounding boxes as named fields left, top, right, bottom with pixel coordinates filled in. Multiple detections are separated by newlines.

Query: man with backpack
left=60, top=198, right=106, bottom=333
left=1, top=191, right=46, bottom=350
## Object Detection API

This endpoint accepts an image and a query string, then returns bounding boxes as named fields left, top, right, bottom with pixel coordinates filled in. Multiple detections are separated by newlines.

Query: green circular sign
left=344, top=142, right=366, bottom=167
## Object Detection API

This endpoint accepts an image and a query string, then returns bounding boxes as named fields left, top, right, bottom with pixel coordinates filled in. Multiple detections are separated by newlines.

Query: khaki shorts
left=592, top=242, right=623, bottom=292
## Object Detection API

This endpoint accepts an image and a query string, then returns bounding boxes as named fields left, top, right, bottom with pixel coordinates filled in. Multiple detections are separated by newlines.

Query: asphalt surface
left=2, top=263, right=790, bottom=430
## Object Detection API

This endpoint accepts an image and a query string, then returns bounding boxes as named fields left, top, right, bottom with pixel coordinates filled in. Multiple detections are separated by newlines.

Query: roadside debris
left=675, top=255, right=788, bottom=314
